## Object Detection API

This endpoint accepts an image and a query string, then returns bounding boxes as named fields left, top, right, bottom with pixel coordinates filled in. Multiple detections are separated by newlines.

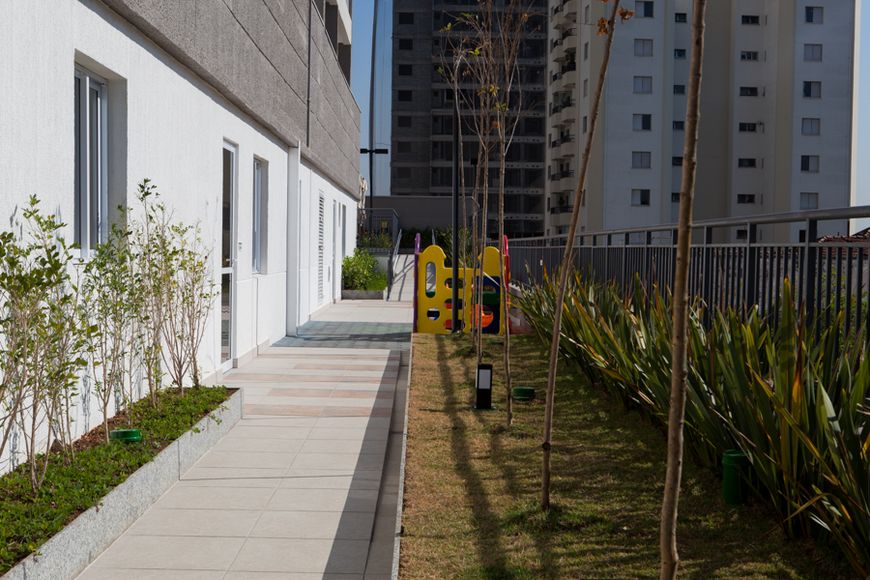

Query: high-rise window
left=252, top=158, right=268, bottom=273
left=398, top=64, right=413, bottom=76
left=672, top=156, right=683, bottom=166
left=737, top=194, right=757, bottom=204
left=398, top=115, right=411, bottom=127
left=800, top=192, right=819, bottom=209
left=801, top=155, right=820, bottom=173
left=633, top=114, right=652, bottom=131
left=804, top=44, right=823, bottom=62
left=398, top=12, right=414, bottom=25
left=673, top=120, right=685, bottom=131
left=741, top=15, right=760, bottom=25
left=631, top=189, right=651, bottom=206
left=632, top=151, right=652, bottom=169
left=805, top=6, right=823, bottom=23
left=738, top=158, right=757, bottom=168
left=584, top=42, right=589, bottom=60
left=674, top=49, right=686, bottom=59
left=399, top=38, right=413, bottom=50
left=740, top=51, right=759, bottom=61
left=582, top=115, right=588, bottom=133
left=675, top=12, right=687, bottom=23
left=803, top=81, right=822, bottom=98
left=673, top=84, right=686, bottom=95
left=398, top=90, right=413, bottom=101
left=633, top=76, right=653, bottom=94
left=738, top=122, right=758, bottom=132
left=634, top=38, right=653, bottom=57
left=583, top=78, right=589, bottom=97
left=635, top=1, right=654, bottom=18
left=801, top=118, right=821, bottom=135
left=74, top=66, right=108, bottom=253
left=739, top=86, right=759, bottom=96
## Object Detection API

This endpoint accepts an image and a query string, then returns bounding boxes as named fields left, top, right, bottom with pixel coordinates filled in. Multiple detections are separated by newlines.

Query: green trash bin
left=722, top=449, right=749, bottom=505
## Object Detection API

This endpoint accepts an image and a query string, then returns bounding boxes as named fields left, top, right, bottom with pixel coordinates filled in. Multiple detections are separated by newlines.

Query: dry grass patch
left=400, top=334, right=850, bottom=579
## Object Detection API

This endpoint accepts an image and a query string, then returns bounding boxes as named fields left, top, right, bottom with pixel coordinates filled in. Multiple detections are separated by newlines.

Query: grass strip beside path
left=400, top=334, right=849, bottom=579
left=0, top=386, right=231, bottom=573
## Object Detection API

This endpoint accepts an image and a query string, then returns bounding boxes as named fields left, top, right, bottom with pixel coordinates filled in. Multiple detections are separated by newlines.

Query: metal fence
left=509, top=206, right=870, bottom=334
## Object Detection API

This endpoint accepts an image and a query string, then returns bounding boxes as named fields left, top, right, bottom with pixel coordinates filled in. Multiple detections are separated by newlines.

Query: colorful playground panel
left=415, top=243, right=506, bottom=335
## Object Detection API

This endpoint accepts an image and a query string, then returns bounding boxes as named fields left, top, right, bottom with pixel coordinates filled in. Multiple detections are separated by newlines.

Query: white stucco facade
left=0, top=0, right=358, bottom=471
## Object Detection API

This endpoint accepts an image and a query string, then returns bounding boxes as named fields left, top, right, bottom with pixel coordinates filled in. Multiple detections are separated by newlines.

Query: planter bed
left=342, top=289, right=386, bottom=300
left=1, top=386, right=241, bottom=580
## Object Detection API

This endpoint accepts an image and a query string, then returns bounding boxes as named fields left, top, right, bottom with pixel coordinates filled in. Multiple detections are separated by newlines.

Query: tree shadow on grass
left=434, top=337, right=519, bottom=579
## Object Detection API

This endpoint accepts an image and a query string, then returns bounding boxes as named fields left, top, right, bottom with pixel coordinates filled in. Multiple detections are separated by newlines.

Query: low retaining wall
left=2, top=389, right=243, bottom=580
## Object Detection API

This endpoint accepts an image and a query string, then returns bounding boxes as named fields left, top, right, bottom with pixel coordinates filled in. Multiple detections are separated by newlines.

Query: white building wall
left=0, top=0, right=357, bottom=472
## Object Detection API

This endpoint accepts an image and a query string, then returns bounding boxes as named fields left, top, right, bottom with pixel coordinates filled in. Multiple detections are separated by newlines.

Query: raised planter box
left=342, top=289, right=386, bottom=300
left=2, top=389, right=243, bottom=580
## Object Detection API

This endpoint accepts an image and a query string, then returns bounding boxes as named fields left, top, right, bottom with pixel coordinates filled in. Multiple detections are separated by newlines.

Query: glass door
left=221, top=144, right=236, bottom=369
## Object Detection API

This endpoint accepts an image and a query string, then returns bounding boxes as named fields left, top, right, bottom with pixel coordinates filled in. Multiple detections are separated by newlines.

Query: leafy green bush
left=342, top=248, right=386, bottom=291
left=358, top=231, right=393, bottom=249
left=518, top=273, right=870, bottom=576
left=0, top=386, right=230, bottom=574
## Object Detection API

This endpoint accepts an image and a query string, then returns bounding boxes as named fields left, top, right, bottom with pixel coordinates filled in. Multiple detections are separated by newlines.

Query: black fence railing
left=510, top=206, right=870, bottom=333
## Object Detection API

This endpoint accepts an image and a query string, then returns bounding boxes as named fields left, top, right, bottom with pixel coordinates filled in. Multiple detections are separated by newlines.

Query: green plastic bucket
left=722, top=449, right=749, bottom=505
left=512, top=386, right=535, bottom=402
left=110, top=429, right=143, bottom=443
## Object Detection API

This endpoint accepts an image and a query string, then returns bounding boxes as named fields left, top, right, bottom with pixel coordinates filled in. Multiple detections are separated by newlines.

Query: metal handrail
left=511, top=205, right=870, bottom=244
left=386, top=228, right=403, bottom=301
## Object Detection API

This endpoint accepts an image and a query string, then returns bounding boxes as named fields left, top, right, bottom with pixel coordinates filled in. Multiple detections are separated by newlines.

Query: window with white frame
left=635, top=0, right=653, bottom=18
left=805, top=6, right=823, bottom=23
left=74, top=66, right=108, bottom=253
left=631, top=188, right=651, bottom=206
left=633, top=113, right=652, bottom=131
left=738, top=122, right=758, bottom=132
left=632, top=151, right=651, bottom=169
left=801, top=155, right=820, bottom=173
left=252, top=158, right=268, bottom=273
left=804, top=43, right=823, bottom=62
left=801, top=118, right=821, bottom=135
left=800, top=192, right=819, bottom=209
left=633, top=75, right=653, bottom=94
left=740, top=51, right=759, bottom=61
left=803, top=81, right=821, bottom=98
left=634, top=38, right=653, bottom=57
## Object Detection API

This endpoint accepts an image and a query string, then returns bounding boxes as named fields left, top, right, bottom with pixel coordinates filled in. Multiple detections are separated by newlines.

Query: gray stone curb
left=392, top=341, right=413, bottom=580
left=2, top=388, right=242, bottom=580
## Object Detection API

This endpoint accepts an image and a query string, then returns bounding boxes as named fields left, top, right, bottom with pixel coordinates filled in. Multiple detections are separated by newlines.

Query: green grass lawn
left=400, top=334, right=851, bottom=579
left=0, top=386, right=231, bottom=573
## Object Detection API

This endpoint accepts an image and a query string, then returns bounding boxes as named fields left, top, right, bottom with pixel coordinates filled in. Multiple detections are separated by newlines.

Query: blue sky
left=352, top=4, right=869, bottom=207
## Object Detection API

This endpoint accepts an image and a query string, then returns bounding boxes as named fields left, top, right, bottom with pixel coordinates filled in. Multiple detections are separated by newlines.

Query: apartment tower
left=546, top=0, right=857, bottom=241
left=390, top=0, right=549, bottom=238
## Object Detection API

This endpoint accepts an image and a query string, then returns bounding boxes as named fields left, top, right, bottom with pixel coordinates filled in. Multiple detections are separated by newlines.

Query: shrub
left=518, top=273, right=870, bottom=576
left=342, top=248, right=386, bottom=291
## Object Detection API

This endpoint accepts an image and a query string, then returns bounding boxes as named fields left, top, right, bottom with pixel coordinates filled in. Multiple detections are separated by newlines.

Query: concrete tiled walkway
left=77, top=301, right=411, bottom=580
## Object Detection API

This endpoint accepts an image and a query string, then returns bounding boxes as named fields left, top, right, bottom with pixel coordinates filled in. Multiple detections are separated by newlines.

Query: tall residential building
left=0, top=0, right=359, bottom=470
left=390, top=0, right=549, bottom=238
left=546, top=0, right=858, bottom=241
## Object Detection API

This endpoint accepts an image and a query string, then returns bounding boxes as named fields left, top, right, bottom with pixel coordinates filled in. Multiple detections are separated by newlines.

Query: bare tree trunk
left=542, top=0, right=624, bottom=511
left=497, top=140, right=512, bottom=426
left=660, top=1, right=707, bottom=577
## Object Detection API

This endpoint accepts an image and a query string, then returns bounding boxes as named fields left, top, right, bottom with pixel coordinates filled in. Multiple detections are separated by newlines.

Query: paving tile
left=78, top=569, right=224, bottom=580
left=235, top=417, right=320, bottom=427
left=179, top=467, right=287, bottom=488
left=214, top=437, right=305, bottom=454
left=224, top=573, right=361, bottom=580
left=230, top=538, right=369, bottom=574
left=291, top=452, right=383, bottom=471
left=127, top=508, right=261, bottom=537
left=196, top=450, right=297, bottom=470
left=250, top=510, right=375, bottom=539
left=267, top=488, right=379, bottom=512
left=154, top=485, right=275, bottom=510
left=280, top=468, right=381, bottom=490
left=307, top=428, right=387, bottom=441
left=91, top=535, right=244, bottom=570
left=314, top=417, right=390, bottom=429
left=299, top=438, right=387, bottom=456
left=244, top=404, right=324, bottom=417
left=226, top=425, right=313, bottom=440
